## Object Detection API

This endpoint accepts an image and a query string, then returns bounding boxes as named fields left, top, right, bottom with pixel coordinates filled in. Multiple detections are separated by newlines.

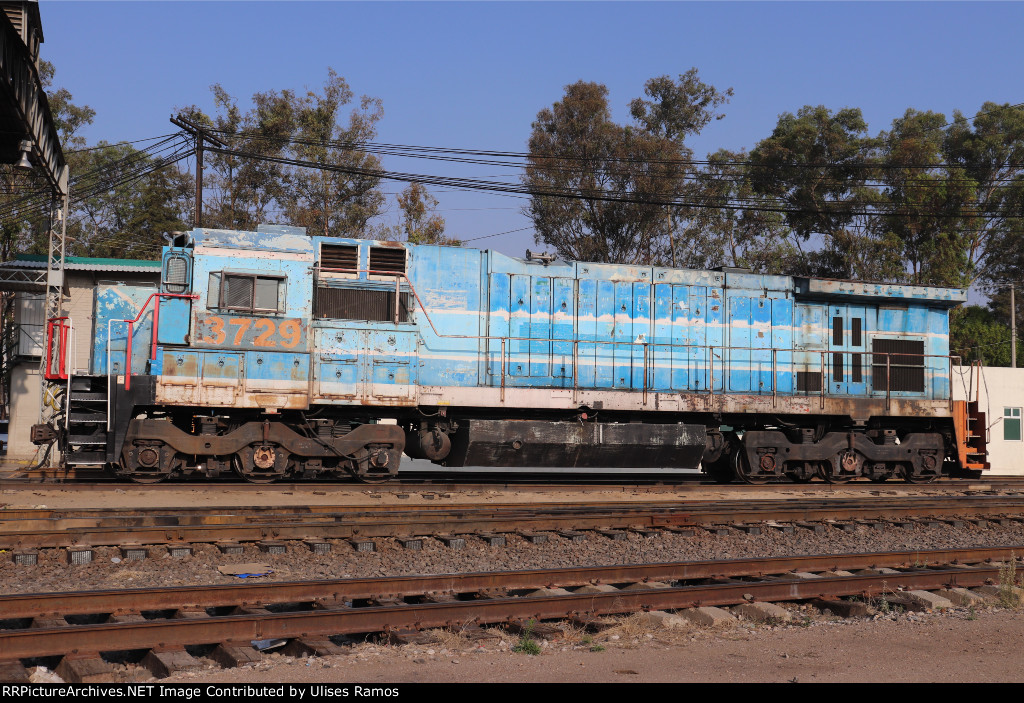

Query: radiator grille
left=369, top=246, right=406, bottom=275
left=315, top=286, right=412, bottom=322
left=797, top=370, right=823, bottom=393
left=872, top=339, right=925, bottom=392
left=321, top=244, right=359, bottom=272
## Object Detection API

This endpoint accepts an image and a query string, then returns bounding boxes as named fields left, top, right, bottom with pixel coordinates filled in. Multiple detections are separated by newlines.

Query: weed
left=604, top=613, right=653, bottom=641
left=998, top=554, right=1023, bottom=610
left=799, top=615, right=814, bottom=628
left=511, top=619, right=541, bottom=655
left=871, top=583, right=904, bottom=615
left=430, top=626, right=470, bottom=650
left=558, top=623, right=592, bottom=647
left=966, top=605, right=978, bottom=621
left=589, top=644, right=606, bottom=652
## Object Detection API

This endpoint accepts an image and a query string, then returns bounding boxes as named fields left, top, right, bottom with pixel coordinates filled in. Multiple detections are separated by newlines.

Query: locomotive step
left=69, top=393, right=107, bottom=402
left=66, top=457, right=106, bottom=466
left=67, top=435, right=108, bottom=446
left=69, top=413, right=107, bottom=423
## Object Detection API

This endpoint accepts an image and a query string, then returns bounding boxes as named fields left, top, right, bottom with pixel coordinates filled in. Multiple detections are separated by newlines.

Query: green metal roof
left=12, top=254, right=160, bottom=270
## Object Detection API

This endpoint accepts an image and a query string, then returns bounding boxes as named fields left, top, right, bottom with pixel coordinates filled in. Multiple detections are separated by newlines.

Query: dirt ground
left=148, top=607, right=1024, bottom=684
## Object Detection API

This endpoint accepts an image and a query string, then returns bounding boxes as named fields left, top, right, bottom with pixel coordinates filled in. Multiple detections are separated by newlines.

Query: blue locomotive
left=37, top=224, right=988, bottom=482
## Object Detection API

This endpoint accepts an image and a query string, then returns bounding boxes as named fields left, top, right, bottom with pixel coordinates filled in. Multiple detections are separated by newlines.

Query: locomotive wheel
left=121, top=445, right=171, bottom=483
left=232, top=447, right=285, bottom=484
left=347, top=469, right=392, bottom=485
left=821, top=450, right=862, bottom=484
left=703, top=452, right=735, bottom=484
left=733, top=445, right=769, bottom=484
left=129, top=473, right=167, bottom=484
left=902, top=468, right=938, bottom=484
left=785, top=461, right=817, bottom=483
left=346, top=446, right=399, bottom=484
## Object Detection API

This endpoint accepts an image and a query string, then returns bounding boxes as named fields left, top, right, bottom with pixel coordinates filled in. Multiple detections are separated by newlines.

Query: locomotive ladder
left=63, top=375, right=109, bottom=467
left=955, top=361, right=990, bottom=471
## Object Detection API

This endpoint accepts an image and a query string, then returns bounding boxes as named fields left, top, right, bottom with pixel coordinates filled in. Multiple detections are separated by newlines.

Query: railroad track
left=5, top=465, right=1024, bottom=490
left=0, top=545, right=1019, bottom=682
left=2, top=495, right=1024, bottom=551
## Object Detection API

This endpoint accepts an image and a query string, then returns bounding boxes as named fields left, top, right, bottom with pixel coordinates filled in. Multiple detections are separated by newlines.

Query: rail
left=316, top=266, right=960, bottom=409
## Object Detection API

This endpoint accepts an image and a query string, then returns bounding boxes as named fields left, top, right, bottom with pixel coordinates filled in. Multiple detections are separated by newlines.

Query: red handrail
left=44, top=317, right=71, bottom=380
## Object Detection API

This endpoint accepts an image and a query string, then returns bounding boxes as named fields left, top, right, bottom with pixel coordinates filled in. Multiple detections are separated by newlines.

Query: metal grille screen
left=797, top=370, right=823, bottom=393
left=315, top=286, right=411, bottom=322
left=871, top=339, right=925, bottom=392
left=224, top=276, right=254, bottom=309
left=321, top=244, right=358, bottom=271
left=368, top=247, right=406, bottom=275
left=164, top=256, right=188, bottom=293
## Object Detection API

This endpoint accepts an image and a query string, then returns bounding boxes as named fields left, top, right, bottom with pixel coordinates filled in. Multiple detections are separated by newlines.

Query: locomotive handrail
left=315, top=265, right=960, bottom=407
left=43, top=317, right=71, bottom=381
left=106, top=292, right=198, bottom=393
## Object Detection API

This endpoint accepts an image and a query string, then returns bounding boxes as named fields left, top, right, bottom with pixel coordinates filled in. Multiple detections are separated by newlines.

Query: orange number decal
left=228, top=318, right=252, bottom=346
left=279, top=319, right=301, bottom=348
left=204, top=316, right=226, bottom=344
left=254, top=319, right=276, bottom=347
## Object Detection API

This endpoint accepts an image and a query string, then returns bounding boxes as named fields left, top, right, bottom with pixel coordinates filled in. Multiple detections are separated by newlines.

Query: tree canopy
left=522, top=72, right=731, bottom=265
left=9, top=61, right=1024, bottom=366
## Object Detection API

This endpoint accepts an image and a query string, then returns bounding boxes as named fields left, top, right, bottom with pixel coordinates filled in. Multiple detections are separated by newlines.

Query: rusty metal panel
left=651, top=283, right=673, bottom=391
left=772, top=298, right=794, bottom=393
left=158, top=350, right=199, bottom=404
left=367, top=330, right=417, bottom=402
left=729, top=295, right=751, bottom=392
left=509, top=274, right=530, bottom=377
left=529, top=276, right=550, bottom=377
left=551, top=277, right=574, bottom=384
left=486, top=272, right=510, bottom=379
left=576, top=278, right=597, bottom=388
left=244, top=350, right=309, bottom=409
left=199, top=351, right=241, bottom=406
left=671, top=284, right=689, bottom=391
left=445, top=419, right=706, bottom=468
left=799, top=277, right=966, bottom=306
left=595, top=279, right=615, bottom=388
left=613, top=281, right=632, bottom=388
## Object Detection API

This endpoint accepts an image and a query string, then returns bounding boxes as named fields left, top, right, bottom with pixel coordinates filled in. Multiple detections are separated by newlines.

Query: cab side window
left=208, top=272, right=286, bottom=314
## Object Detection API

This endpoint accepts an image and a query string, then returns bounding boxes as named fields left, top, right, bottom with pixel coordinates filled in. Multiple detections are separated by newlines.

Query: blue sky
left=41, top=1, right=1024, bottom=259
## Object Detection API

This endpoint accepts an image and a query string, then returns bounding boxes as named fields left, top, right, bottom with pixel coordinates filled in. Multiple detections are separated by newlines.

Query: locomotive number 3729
left=196, top=314, right=304, bottom=350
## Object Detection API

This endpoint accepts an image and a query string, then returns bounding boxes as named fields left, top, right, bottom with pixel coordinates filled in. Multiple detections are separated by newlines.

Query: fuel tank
left=442, top=419, right=706, bottom=469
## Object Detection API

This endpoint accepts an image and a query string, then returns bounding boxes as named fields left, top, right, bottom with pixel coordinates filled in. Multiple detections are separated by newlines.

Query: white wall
left=952, top=365, right=1024, bottom=475
left=7, top=362, right=41, bottom=460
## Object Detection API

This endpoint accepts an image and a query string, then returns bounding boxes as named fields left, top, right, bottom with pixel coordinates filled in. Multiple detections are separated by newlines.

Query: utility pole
left=170, top=115, right=227, bottom=227
left=1012, top=283, right=1017, bottom=369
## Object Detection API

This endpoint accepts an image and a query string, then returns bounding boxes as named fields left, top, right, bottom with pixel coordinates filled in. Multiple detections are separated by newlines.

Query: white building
left=2, top=256, right=160, bottom=461
left=952, top=365, right=1024, bottom=475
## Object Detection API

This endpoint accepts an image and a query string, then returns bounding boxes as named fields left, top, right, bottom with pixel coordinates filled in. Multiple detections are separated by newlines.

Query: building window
left=208, top=272, right=285, bottom=314
left=1005, top=407, right=1022, bottom=442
